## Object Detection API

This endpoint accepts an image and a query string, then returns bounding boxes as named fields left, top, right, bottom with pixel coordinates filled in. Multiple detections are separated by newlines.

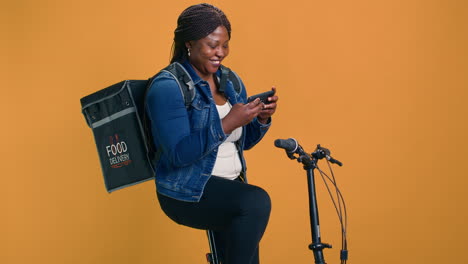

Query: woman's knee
left=242, top=186, right=271, bottom=218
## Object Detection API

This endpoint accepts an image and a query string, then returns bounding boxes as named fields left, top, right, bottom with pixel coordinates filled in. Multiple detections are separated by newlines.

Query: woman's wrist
left=221, top=118, right=235, bottom=134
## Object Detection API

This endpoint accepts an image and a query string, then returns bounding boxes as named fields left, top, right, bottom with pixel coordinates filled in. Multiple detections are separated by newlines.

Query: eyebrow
left=206, top=36, right=219, bottom=42
left=206, top=37, right=228, bottom=45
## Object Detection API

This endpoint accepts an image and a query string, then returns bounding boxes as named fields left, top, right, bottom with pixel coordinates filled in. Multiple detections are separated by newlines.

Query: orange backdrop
left=3, top=0, right=468, bottom=263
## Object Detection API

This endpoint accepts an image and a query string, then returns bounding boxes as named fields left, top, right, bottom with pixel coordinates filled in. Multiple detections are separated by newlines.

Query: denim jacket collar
left=181, top=60, right=222, bottom=84
left=181, top=60, right=241, bottom=104
left=181, top=60, right=227, bottom=84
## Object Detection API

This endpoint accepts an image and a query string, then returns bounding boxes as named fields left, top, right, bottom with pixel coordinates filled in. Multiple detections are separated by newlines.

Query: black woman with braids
left=145, top=3, right=279, bottom=263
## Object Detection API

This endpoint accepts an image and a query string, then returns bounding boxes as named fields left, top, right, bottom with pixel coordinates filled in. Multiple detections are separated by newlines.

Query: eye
left=207, top=43, right=217, bottom=49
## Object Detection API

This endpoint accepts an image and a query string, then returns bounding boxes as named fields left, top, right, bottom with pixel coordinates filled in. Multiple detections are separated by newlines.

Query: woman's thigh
left=157, top=176, right=271, bottom=231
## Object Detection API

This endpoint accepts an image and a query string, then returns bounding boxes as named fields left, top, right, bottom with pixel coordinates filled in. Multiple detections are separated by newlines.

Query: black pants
left=157, top=176, right=271, bottom=264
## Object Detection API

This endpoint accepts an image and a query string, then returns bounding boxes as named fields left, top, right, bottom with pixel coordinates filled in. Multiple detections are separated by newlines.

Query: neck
left=190, top=64, right=213, bottom=81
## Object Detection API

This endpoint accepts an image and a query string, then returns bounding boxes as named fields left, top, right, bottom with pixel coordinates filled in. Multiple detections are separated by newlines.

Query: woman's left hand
left=257, top=87, right=278, bottom=124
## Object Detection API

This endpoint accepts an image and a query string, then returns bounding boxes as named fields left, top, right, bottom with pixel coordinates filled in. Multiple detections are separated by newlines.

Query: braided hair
left=171, top=3, right=231, bottom=63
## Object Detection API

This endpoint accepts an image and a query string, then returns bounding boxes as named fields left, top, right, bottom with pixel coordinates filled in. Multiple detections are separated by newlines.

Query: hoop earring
left=187, top=48, right=191, bottom=57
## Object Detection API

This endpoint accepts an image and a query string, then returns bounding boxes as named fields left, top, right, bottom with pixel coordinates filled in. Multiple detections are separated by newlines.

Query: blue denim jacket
left=145, top=61, right=271, bottom=202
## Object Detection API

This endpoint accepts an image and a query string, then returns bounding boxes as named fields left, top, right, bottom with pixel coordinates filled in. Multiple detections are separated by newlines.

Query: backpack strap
left=161, top=62, right=195, bottom=108
left=142, top=76, right=157, bottom=159
left=219, top=65, right=242, bottom=94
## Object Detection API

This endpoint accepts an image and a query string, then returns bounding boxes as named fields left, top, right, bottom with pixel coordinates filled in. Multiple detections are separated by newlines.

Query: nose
left=215, top=46, right=228, bottom=58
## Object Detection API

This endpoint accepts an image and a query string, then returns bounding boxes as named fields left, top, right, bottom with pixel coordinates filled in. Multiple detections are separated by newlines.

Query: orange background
left=3, top=0, right=468, bottom=263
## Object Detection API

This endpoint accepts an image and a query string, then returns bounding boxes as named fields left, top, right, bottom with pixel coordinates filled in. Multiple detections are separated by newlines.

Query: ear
left=185, top=41, right=193, bottom=49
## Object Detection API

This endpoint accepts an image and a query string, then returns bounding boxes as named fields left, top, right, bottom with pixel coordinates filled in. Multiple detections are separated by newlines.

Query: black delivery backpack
left=80, top=63, right=241, bottom=193
left=81, top=79, right=155, bottom=192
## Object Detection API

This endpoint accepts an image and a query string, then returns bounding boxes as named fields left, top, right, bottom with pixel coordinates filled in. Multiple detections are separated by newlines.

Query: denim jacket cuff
left=255, top=117, right=272, bottom=127
left=212, top=118, right=228, bottom=142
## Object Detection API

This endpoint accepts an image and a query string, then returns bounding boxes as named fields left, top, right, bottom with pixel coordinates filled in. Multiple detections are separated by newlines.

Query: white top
left=211, top=101, right=243, bottom=180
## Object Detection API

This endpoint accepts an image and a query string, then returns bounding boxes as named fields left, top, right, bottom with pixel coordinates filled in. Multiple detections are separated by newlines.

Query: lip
left=210, top=59, right=222, bottom=66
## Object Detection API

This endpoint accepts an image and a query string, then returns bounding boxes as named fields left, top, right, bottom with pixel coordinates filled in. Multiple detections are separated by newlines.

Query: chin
left=207, top=65, right=220, bottom=74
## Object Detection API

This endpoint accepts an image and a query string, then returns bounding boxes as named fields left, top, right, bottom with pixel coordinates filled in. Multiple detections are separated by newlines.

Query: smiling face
left=186, top=26, right=230, bottom=80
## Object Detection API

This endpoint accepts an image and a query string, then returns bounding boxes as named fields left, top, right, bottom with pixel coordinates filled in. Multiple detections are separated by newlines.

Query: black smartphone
left=247, top=90, right=275, bottom=104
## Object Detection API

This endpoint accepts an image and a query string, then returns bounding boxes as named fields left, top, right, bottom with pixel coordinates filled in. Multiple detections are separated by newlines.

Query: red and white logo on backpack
left=106, top=134, right=132, bottom=168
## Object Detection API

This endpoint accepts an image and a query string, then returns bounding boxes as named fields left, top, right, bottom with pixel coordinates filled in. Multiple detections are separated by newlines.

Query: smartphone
left=247, top=90, right=275, bottom=104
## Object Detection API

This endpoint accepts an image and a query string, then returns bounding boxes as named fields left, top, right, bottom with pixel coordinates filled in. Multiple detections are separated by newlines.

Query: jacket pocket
left=188, top=97, right=210, bottom=130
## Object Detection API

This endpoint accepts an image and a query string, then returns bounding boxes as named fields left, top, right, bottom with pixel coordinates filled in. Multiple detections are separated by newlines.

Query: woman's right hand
left=222, top=98, right=264, bottom=134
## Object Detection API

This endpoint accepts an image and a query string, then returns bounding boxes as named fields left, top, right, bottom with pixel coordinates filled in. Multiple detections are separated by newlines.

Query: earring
left=187, top=48, right=191, bottom=57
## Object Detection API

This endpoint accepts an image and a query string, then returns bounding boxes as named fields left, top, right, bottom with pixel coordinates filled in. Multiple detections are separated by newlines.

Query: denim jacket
left=145, top=61, right=271, bottom=202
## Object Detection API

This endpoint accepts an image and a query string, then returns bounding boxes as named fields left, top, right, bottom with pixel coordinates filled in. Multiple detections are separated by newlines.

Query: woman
left=145, top=3, right=278, bottom=263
